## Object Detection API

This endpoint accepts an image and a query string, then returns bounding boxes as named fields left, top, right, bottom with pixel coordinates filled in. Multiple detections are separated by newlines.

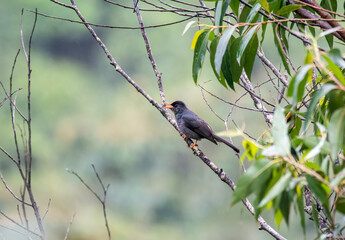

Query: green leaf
left=232, top=159, right=276, bottom=205
left=236, top=25, right=259, bottom=64
left=304, top=123, right=327, bottom=160
left=328, top=89, right=345, bottom=114
left=279, top=191, right=291, bottom=225
left=230, top=0, right=240, bottom=17
left=246, top=3, right=261, bottom=23
left=297, top=189, right=306, bottom=234
left=241, top=3, right=261, bottom=34
left=244, top=33, right=259, bottom=80
left=328, top=107, right=345, bottom=159
left=258, top=171, right=292, bottom=207
left=269, top=0, right=283, bottom=13
left=214, top=0, right=231, bottom=35
left=215, top=27, right=236, bottom=74
left=329, top=48, right=345, bottom=69
left=273, top=26, right=291, bottom=75
left=272, top=105, right=290, bottom=156
left=243, top=140, right=258, bottom=161
left=238, top=5, right=252, bottom=34
left=260, top=17, right=268, bottom=44
left=330, top=168, right=345, bottom=189
left=289, top=116, right=302, bottom=139
left=301, top=136, right=331, bottom=154
left=311, top=201, right=320, bottom=234
left=258, top=0, right=270, bottom=12
left=221, top=38, right=235, bottom=89
left=323, top=55, right=345, bottom=85
left=210, top=37, right=227, bottom=88
left=274, top=208, right=284, bottom=227
left=228, top=37, right=244, bottom=84
left=306, top=175, right=330, bottom=208
left=325, top=34, right=334, bottom=49
left=304, top=84, right=336, bottom=130
left=192, top=29, right=210, bottom=83
left=287, top=64, right=313, bottom=108
left=336, top=196, right=345, bottom=214
left=276, top=4, right=302, bottom=16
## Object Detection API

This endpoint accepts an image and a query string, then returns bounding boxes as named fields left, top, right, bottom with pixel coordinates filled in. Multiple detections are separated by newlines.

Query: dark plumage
left=165, top=101, right=239, bottom=153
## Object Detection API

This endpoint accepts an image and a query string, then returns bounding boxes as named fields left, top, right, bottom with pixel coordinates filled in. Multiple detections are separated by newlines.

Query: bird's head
left=164, top=100, right=187, bottom=115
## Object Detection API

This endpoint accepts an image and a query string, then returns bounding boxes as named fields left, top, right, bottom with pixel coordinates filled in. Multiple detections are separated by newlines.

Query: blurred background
left=0, top=0, right=337, bottom=239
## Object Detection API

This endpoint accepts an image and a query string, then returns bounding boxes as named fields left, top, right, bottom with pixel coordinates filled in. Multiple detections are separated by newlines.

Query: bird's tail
left=213, top=135, right=240, bottom=153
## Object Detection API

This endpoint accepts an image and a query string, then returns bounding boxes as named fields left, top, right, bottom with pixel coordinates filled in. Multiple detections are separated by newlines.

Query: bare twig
left=68, top=165, right=111, bottom=240
left=133, top=0, right=165, bottom=104
left=63, top=212, right=76, bottom=240
left=20, top=8, right=45, bottom=239
left=0, top=173, right=32, bottom=206
left=0, top=211, right=41, bottom=238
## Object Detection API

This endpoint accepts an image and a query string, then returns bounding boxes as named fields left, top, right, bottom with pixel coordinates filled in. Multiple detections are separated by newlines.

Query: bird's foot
left=190, top=140, right=198, bottom=149
left=183, top=135, right=187, bottom=140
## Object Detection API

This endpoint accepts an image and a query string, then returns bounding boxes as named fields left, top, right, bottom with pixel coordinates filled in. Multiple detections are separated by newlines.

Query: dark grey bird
left=164, top=101, right=239, bottom=153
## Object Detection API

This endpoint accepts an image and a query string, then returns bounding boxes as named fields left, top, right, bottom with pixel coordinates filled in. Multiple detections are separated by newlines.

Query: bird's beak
left=164, top=103, right=174, bottom=109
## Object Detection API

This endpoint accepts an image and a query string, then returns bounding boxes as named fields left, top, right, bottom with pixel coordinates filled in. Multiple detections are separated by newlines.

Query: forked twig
left=67, top=165, right=111, bottom=240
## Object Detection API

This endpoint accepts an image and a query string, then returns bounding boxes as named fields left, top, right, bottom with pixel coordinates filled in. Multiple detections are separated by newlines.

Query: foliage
left=187, top=0, right=345, bottom=238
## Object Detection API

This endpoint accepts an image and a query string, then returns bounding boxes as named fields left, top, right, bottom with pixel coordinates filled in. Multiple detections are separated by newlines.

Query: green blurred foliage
left=0, top=1, right=320, bottom=239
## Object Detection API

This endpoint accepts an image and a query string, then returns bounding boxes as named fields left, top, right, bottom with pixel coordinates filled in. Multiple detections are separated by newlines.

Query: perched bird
left=164, top=101, right=239, bottom=153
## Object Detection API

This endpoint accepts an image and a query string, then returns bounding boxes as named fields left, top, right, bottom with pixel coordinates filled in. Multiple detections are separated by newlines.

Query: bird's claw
left=190, top=140, right=198, bottom=149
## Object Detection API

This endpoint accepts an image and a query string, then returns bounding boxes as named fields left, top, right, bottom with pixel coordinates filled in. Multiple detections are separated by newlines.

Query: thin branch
left=133, top=0, right=165, bottom=104
left=199, top=84, right=274, bottom=113
left=0, top=145, right=17, bottom=164
left=20, top=8, right=45, bottom=239
left=63, top=212, right=76, bottom=240
left=0, top=173, right=32, bottom=206
left=28, top=9, right=196, bottom=30
left=68, top=165, right=112, bottom=240
left=0, top=211, right=41, bottom=238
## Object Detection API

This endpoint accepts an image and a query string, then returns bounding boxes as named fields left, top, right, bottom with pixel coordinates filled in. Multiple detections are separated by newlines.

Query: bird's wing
left=181, top=112, right=214, bottom=138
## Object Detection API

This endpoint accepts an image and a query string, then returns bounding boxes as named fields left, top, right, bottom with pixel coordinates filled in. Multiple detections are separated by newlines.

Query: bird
left=164, top=100, right=240, bottom=153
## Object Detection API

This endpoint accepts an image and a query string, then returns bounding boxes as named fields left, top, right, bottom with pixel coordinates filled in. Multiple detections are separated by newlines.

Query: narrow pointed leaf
left=297, top=190, right=306, bottom=234
left=215, top=27, right=236, bottom=74
left=288, top=64, right=313, bottom=107
left=306, top=175, right=330, bottom=208
left=272, top=105, right=290, bottom=156
left=258, top=0, right=270, bottom=12
left=304, top=84, right=336, bottom=130
left=215, top=0, right=231, bottom=33
left=228, top=37, right=244, bottom=84
left=273, top=26, right=291, bottom=75
left=182, top=21, right=196, bottom=36
left=244, top=33, right=259, bottom=80
left=232, top=158, right=276, bottom=205
left=328, top=107, right=345, bottom=159
left=241, top=3, right=261, bottom=34
left=191, top=29, right=204, bottom=50
left=258, top=171, right=292, bottom=207
left=230, top=0, right=240, bottom=16
left=210, top=37, right=227, bottom=87
left=323, top=55, right=345, bottom=85
left=329, top=49, right=345, bottom=69
left=237, top=25, right=259, bottom=64
left=276, top=4, right=302, bottom=16
left=192, top=29, right=210, bottom=83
